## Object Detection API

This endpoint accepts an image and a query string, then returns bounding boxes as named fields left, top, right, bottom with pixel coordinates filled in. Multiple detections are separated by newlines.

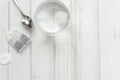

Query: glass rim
left=34, top=0, right=70, bottom=36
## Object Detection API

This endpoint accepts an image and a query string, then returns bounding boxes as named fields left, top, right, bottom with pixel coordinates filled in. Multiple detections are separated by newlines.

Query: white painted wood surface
left=99, top=0, right=120, bottom=80
left=0, top=0, right=120, bottom=80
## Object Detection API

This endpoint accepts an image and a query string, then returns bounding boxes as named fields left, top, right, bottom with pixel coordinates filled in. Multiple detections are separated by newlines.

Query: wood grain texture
left=99, top=0, right=120, bottom=80
left=31, top=0, right=55, bottom=80
left=76, top=0, right=100, bottom=80
left=9, top=0, right=31, bottom=80
left=54, top=0, right=76, bottom=79
left=1, top=0, right=120, bottom=80
left=0, top=0, right=9, bottom=80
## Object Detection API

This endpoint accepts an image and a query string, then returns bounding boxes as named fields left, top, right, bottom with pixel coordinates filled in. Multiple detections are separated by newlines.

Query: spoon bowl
left=22, top=15, right=32, bottom=27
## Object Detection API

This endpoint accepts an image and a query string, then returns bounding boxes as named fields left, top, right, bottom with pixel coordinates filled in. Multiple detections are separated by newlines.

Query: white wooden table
left=0, top=0, right=120, bottom=80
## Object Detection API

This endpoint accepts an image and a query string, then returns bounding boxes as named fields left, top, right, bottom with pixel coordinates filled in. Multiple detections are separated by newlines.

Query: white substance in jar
left=37, top=9, right=68, bottom=33
left=35, top=1, right=69, bottom=34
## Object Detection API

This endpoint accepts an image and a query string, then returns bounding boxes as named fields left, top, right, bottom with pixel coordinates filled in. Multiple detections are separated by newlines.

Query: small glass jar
left=34, top=0, right=70, bottom=36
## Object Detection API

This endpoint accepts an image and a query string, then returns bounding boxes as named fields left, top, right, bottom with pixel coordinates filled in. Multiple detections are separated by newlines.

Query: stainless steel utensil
left=13, top=0, right=32, bottom=28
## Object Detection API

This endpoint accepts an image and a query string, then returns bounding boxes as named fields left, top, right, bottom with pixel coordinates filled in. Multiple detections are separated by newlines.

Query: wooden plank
left=76, top=0, right=100, bottom=80
left=31, top=0, right=77, bottom=80
left=31, top=0, right=55, bottom=80
left=9, top=0, right=31, bottom=80
left=54, top=0, right=76, bottom=80
left=99, top=0, right=120, bottom=80
left=0, top=0, right=9, bottom=80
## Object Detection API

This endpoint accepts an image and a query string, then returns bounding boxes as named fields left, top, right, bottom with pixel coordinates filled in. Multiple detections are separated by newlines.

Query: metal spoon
left=12, top=0, right=32, bottom=28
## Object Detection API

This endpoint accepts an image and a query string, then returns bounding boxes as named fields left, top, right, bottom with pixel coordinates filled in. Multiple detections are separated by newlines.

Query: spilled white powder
left=36, top=7, right=68, bottom=33
left=0, top=53, right=12, bottom=65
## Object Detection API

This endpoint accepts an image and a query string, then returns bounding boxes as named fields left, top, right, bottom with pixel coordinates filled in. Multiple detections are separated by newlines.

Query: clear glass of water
left=34, top=0, right=70, bottom=35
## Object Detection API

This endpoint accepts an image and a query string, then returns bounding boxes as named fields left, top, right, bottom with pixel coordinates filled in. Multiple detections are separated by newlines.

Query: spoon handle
left=12, top=0, right=24, bottom=16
